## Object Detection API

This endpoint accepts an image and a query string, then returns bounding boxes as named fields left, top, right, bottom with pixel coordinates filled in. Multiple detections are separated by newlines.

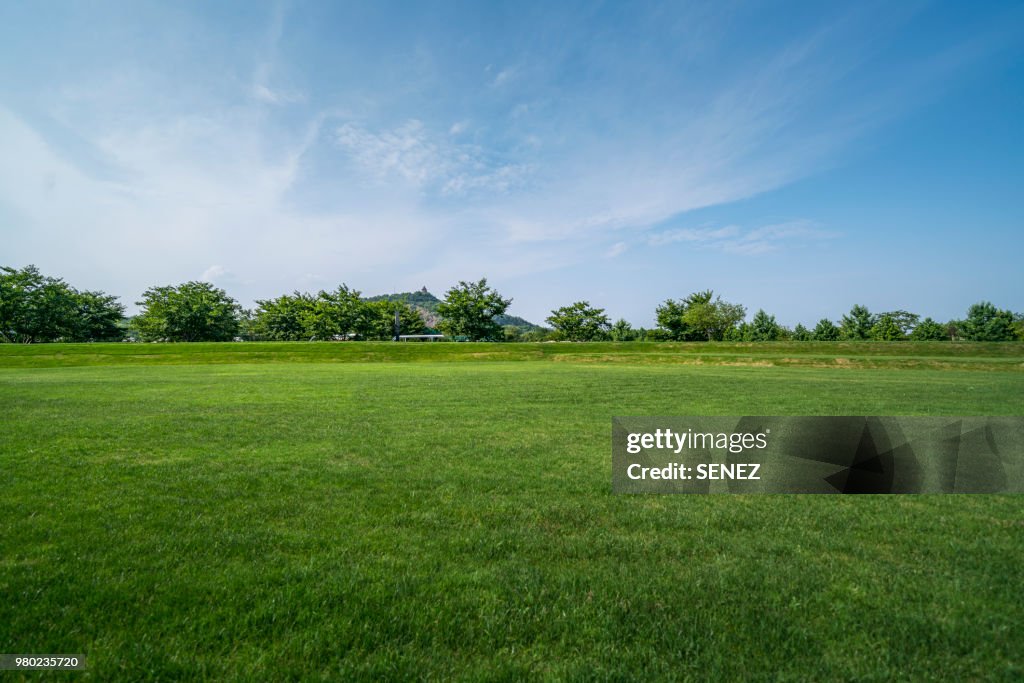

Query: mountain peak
left=363, top=290, right=541, bottom=331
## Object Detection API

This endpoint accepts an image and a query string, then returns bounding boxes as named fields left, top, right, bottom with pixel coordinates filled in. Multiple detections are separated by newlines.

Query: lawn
left=1, top=342, right=1023, bottom=680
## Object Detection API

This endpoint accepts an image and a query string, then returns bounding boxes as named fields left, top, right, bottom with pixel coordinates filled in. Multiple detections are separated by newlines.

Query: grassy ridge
left=1, top=340, right=1022, bottom=370
left=1, top=347, right=1023, bottom=679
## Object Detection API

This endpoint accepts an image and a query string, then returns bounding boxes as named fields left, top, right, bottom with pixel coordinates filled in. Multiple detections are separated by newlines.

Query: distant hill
left=364, top=289, right=444, bottom=329
left=494, top=313, right=542, bottom=330
left=364, top=288, right=543, bottom=331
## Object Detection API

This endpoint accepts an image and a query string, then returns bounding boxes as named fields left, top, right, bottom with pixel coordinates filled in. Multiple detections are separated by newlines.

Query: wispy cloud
left=489, top=65, right=518, bottom=88
left=334, top=119, right=531, bottom=196
left=249, top=2, right=302, bottom=106
left=335, top=120, right=443, bottom=186
left=251, top=77, right=302, bottom=106
left=200, top=264, right=232, bottom=283
left=0, top=103, right=438, bottom=308
left=648, top=221, right=838, bottom=254
left=647, top=225, right=741, bottom=246
left=1, top=1, right=1016, bottom=324
left=605, top=241, right=628, bottom=258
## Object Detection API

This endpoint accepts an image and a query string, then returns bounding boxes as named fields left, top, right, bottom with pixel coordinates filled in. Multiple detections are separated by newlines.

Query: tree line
left=1, top=265, right=1021, bottom=343
left=550, top=293, right=1022, bottom=343
left=0, top=266, right=125, bottom=343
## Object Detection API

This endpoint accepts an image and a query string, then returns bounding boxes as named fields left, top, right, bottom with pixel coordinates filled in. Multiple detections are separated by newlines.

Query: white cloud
left=334, top=119, right=531, bottom=196
left=605, top=241, right=628, bottom=258
left=510, top=102, right=538, bottom=119
left=648, top=225, right=741, bottom=246
left=336, top=119, right=443, bottom=186
left=647, top=221, right=837, bottom=254
left=1, top=0, right=1005, bottom=324
left=490, top=66, right=518, bottom=88
left=248, top=5, right=303, bottom=106
left=252, top=81, right=301, bottom=105
left=0, top=105, right=440, bottom=311
left=200, top=265, right=229, bottom=282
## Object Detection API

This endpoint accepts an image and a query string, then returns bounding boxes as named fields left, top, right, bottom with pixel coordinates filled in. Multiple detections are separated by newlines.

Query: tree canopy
left=547, top=301, right=611, bottom=341
left=840, top=305, right=875, bottom=340
left=791, top=323, right=812, bottom=341
left=812, top=318, right=841, bottom=341
left=610, top=318, right=636, bottom=341
left=250, top=289, right=425, bottom=341
left=0, top=265, right=124, bottom=343
left=870, top=314, right=904, bottom=341
left=3, top=263, right=1021, bottom=345
left=364, top=299, right=427, bottom=339
left=960, top=301, right=1016, bottom=341
left=302, top=285, right=367, bottom=341
left=909, top=317, right=947, bottom=341
left=133, top=281, right=241, bottom=342
left=436, top=279, right=512, bottom=341
left=656, top=290, right=746, bottom=341
left=747, top=309, right=782, bottom=341
left=251, top=292, right=316, bottom=341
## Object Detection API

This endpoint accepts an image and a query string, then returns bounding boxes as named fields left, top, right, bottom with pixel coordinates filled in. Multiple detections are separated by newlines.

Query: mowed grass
left=2, top=339, right=1023, bottom=371
left=1, top=343, right=1023, bottom=681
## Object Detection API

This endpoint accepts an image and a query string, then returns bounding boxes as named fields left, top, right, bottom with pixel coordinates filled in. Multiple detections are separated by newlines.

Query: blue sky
left=1, top=1, right=1021, bottom=326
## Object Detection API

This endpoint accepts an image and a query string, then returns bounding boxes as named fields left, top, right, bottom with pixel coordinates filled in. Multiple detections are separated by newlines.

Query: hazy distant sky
left=1, top=1, right=1022, bottom=325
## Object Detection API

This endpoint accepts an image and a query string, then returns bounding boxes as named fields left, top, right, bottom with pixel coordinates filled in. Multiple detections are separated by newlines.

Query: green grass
left=1, top=343, right=1023, bottom=680
left=1, top=339, right=1022, bottom=370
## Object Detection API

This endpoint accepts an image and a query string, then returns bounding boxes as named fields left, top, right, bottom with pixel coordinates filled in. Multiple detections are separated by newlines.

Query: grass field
left=2, top=342, right=1023, bottom=680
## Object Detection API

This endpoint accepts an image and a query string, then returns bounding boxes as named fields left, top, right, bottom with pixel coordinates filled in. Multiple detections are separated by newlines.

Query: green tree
left=960, top=301, right=1016, bottom=341
left=0, top=265, right=123, bottom=342
left=840, top=305, right=875, bottom=340
left=69, top=290, right=125, bottom=341
left=685, top=291, right=745, bottom=341
left=24, top=277, right=78, bottom=342
left=437, top=278, right=512, bottom=341
left=909, top=317, right=947, bottom=341
left=252, top=293, right=316, bottom=341
left=363, top=300, right=427, bottom=340
left=301, top=285, right=367, bottom=340
left=878, top=310, right=919, bottom=337
left=656, top=290, right=745, bottom=341
left=0, top=265, right=71, bottom=342
left=236, top=309, right=256, bottom=341
left=748, top=309, right=781, bottom=341
left=0, top=265, right=43, bottom=341
left=133, top=281, right=241, bottom=342
left=723, top=323, right=745, bottom=341
left=870, top=313, right=904, bottom=341
left=610, top=318, right=635, bottom=341
left=642, top=328, right=672, bottom=341
left=522, top=328, right=552, bottom=342
left=792, top=323, right=812, bottom=341
left=813, top=318, right=840, bottom=341
left=654, top=299, right=692, bottom=340
left=546, top=301, right=611, bottom=341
